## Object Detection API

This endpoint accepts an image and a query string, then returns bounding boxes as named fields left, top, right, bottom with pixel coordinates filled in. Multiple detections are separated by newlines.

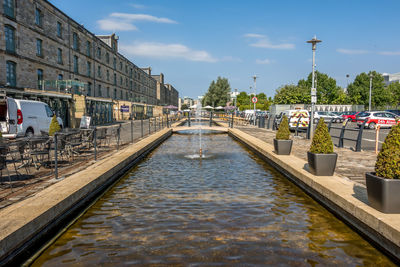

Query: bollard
left=375, top=125, right=381, bottom=154
left=355, top=119, right=368, bottom=152
left=130, top=120, right=133, bottom=143
left=209, top=111, right=212, bottom=127
left=54, top=132, right=58, bottom=179
left=338, top=119, right=349, bottom=148
left=117, top=123, right=121, bottom=150
left=188, top=112, right=191, bottom=127
left=231, top=113, right=234, bottom=128
left=166, top=113, right=169, bottom=128
left=141, top=119, right=144, bottom=137
left=267, top=115, right=271, bottom=129
left=94, top=127, right=97, bottom=161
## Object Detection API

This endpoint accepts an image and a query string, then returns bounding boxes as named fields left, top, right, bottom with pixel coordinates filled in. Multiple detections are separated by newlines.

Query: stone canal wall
left=0, top=128, right=172, bottom=265
left=227, top=127, right=400, bottom=261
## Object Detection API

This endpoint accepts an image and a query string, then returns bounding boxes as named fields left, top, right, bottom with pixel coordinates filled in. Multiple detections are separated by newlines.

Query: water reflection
left=31, top=134, right=394, bottom=266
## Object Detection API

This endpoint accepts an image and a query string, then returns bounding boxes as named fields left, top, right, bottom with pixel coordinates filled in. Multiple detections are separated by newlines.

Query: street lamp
left=306, top=36, right=322, bottom=139
left=369, top=73, right=373, bottom=111
left=252, top=75, right=258, bottom=125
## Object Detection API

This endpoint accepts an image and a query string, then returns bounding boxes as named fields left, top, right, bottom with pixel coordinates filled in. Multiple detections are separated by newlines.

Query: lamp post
left=369, top=73, right=373, bottom=111
left=306, top=36, right=322, bottom=139
left=252, top=75, right=258, bottom=125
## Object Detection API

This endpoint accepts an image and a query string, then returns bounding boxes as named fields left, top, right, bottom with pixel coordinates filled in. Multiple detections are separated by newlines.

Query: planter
left=365, top=172, right=400, bottom=213
left=273, top=139, right=293, bottom=155
left=307, top=151, right=338, bottom=176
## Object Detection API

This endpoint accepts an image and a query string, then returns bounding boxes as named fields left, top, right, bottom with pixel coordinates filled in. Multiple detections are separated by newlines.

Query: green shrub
left=276, top=115, right=290, bottom=140
left=49, top=115, right=61, bottom=136
left=309, top=118, right=334, bottom=154
left=375, top=123, right=400, bottom=179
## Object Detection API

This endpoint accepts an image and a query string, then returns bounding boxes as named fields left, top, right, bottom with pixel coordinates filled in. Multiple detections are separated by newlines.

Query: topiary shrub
left=276, top=115, right=290, bottom=140
left=375, top=123, right=400, bottom=179
left=49, top=115, right=61, bottom=136
left=309, top=118, right=333, bottom=154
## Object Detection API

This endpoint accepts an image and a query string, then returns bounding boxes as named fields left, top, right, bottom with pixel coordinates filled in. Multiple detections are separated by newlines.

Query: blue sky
left=52, top=0, right=400, bottom=99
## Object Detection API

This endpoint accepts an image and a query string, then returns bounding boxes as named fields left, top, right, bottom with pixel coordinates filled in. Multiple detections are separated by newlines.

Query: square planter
left=273, top=139, right=292, bottom=155
left=307, top=151, right=338, bottom=176
left=365, top=172, right=400, bottom=213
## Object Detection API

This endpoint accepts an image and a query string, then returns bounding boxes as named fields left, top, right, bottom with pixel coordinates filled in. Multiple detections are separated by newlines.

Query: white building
left=382, top=73, right=400, bottom=86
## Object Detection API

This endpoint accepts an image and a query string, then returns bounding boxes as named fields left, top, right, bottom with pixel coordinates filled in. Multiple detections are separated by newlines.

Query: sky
left=51, top=0, right=400, bottom=99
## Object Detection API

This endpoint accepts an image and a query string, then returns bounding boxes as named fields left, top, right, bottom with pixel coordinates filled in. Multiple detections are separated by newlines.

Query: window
left=126, top=92, right=128, bottom=100
left=98, top=84, right=102, bottom=97
left=87, top=82, right=92, bottom=96
left=113, top=58, right=116, bottom=69
left=58, top=74, right=63, bottom=80
left=97, top=66, right=101, bottom=77
left=86, top=41, right=91, bottom=57
left=106, top=70, right=110, bottom=81
left=35, top=8, right=42, bottom=27
left=3, top=0, right=15, bottom=18
left=6, top=61, right=16, bottom=87
left=37, top=69, right=43, bottom=89
left=107, top=87, right=110, bottom=98
left=125, top=65, right=128, bottom=73
left=120, top=76, right=122, bottom=85
left=57, top=22, right=62, bottom=38
left=36, top=39, right=43, bottom=57
left=97, top=47, right=101, bottom=59
left=130, top=68, right=133, bottom=78
left=106, top=53, right=109, bottom=64
left=114, top=88, right=117, bottom=99
left=5, top=25, right=15, bottom=53
left=114, top=73, right=117, bottom=85
left=73, top=56, right=79, bottom=74
left=119, top=61, right=122, bottom=70
left=120, top=90, right=123, bottom=99
left=87, top=61, right=91, bottom=77
left=57, top=48, right=63, bottom=64
left=73, top=32, right=79, bottom=51
left=125, top=78, right=128, bottom=87
left=130, top=80, right=133, bottom=90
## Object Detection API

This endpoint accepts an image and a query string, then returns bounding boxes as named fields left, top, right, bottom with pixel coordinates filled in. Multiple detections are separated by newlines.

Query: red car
left=341, top=111, right=360, bottom=122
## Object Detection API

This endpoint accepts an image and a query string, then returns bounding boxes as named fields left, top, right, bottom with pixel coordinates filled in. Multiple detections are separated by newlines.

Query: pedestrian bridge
left=172, top=125, right=228, bottom=133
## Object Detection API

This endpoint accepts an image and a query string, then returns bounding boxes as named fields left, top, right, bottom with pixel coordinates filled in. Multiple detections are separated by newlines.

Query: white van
left=277, top=109, right=310, bottom=130
left=0, top=96, right=63, bottom=138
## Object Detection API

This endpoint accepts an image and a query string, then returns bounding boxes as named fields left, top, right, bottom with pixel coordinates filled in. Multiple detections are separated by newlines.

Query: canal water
left=30, top=133, right=394, bottom=266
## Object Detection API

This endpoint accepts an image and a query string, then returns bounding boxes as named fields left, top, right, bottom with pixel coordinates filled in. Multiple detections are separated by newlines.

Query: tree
left=236, top=91, right=271, bottom=111
left=347, top=71, right=390, bottom=108
left=274, top=84, right=310, bottom=104
left=387, top=82, right=400, bottom=106
left=297, top=71, right=342, bottom=104
left=181, top=103, right=189, bottom=110
left=202, top=77, right=231, bottom=107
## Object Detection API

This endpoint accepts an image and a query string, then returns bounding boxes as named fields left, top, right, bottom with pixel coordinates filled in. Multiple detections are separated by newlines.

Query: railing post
left=188, top=112, right=191, bottom=127
left=117, top=123, right=121, bottom=150
left=141, top=119, right=144, bottom=137
left=130, top=120, right=133, bottom=143
left=148, top=118, right=151, bottom=134
left=267, top=115, right=271, bottom=129
left=272, top=115, right=277, bottom=130
left=209, top=111, right=213, bottom=127
left=54, top=132, right=58, bottom=179
left=94, top=127, right=97, bottom=161
left=328, top=119, right=333, bottom=132
left=355, top=119, right=368, bottom=152
left=231, top=113, right=234, bottom=128
left=338, top=119, right=349, bottom=148
left=166, top=113, right=169, bottom=128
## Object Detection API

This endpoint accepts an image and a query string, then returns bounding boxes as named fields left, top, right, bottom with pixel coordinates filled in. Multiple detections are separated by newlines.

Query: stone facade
left=0, top=0, right=178, bottom=108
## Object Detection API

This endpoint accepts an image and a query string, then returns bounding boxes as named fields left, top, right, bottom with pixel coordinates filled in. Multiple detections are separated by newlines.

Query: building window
left=73, top=32, right=79, bottom=51
left=3, top=0, right=15, bottom=18
left=114, top=88, right=117, bottom=99
left=126, top=91, right=128, bottom=100
left=87, top=61, right=91, bottom=77
left=125, top=78, right=128, bottom=87
left=6, top=61, right=16, bottom=87
left=106, top=53, right=109, bottom=64
left=120, top=90, right=123, bottom=99
left=98, top=84, right=102, bottom=97
left=125, top=65, right=128, bottom=74
left=36, top=39, right=43, bottom=57
left=37, top=69, right=43, bottom=89
left=106, top=70, right=110, bottom=81
left=119, top=61, right=122, bottom=70
left=120, top=76, right=122, bottom=86
left=130, top=68, right=133, bottom=78
left=114, top=73, right=117, bottom=85
left=57, top=48, right=63, bottom=64
left=130, top=80, right=133, bottom=90
left=5, top=25, right=15, bottom=53
left=58, top=74, right=63, bottom=80
left=113, top=58, right=117, bottom=69
left=87, top=82, right=92, bottom=96
left=107, top=87, right=110, bottom=98
left=86, top=41, right=91, bottom=57
left=57, top=22, right=62, bottom=38
left=35, top=8, right=42, bottom=26
left=97, top=66, right=101, bottom=78
left=97, top=47, right=101, bottom=59
left=73, top=56, right=79, bottom=74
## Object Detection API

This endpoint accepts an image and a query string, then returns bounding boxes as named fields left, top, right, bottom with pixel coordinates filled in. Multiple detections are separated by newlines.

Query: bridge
left=172, top=125, right=228, bottom=133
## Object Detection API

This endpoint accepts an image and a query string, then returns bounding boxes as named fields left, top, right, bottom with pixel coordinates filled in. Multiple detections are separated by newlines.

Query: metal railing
left=328, top=118, right=368, bottom=152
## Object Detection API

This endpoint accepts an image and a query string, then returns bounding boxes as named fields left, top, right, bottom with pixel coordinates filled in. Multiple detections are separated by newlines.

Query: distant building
left=382, top=73, right=400, bottom=86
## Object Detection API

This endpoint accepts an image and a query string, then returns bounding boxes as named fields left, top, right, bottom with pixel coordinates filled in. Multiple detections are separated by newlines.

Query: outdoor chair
left=28, top=137, right=51, bottom=170
left=0, top=144, right=12, bottom=191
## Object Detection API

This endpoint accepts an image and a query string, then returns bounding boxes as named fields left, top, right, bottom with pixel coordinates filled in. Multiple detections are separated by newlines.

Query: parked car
left=341, top=111, right=361, bottom=122
left=0, top=96, right=63, bottom=138
left=356, top=111, right=400, bottom=129
left=277, top=109, right=310, bottom=130
left=313, top=111, right=343, bottom=123
left=386, top=109, right=400, bottom=116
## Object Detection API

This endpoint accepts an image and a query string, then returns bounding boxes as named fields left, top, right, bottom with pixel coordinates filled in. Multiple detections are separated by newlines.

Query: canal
left=29, top=133, right=394, bottom=266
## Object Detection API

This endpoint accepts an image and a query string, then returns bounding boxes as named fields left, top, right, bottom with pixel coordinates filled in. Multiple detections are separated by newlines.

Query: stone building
left=152, top=73, right=179, bottom=107
left=0, top=0, right=178, bottom=125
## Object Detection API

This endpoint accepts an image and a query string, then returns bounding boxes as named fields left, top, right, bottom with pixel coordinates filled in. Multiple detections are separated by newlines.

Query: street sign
left=120, top=105, right=129, bottom=112
left=252, top=96, right=258, bottom=103
left=311, top=87, right=317, bottom=96
left=311, top=96, right=317, bottom=103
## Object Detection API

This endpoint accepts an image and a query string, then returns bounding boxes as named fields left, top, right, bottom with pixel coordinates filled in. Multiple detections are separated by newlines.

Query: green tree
left=387, top=82, right=400, bottom=106
left=347, top=71, right=390, bottom=108
left=274, top=84, right=310, bottom=104
left=181, top=103, right=189, bottom=110
left=331, top=90, right=349, bottom=104
left=309, top=118, right=334, bottom=154
left=202, top=77, right=231, bottom=107
left=298, top=71, right=342, bottom=104
left=236, top=91, right=251, bottom=108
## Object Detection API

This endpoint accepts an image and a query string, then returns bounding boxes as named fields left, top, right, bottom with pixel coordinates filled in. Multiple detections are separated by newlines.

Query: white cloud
left=110, top=13, right=177, bottom=24
left=336, top=48, right=369, bottom=55
left=119, top=42, right=218, bottom=62
left=130, top=4, right=146, bottom=9
left=256, top=58, right=273, bottom=64
left=97, top=19, right=138, bottom=31
left=244, top=33, right=295, bottom=50
left=378, top=51, right=400, bottom=56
